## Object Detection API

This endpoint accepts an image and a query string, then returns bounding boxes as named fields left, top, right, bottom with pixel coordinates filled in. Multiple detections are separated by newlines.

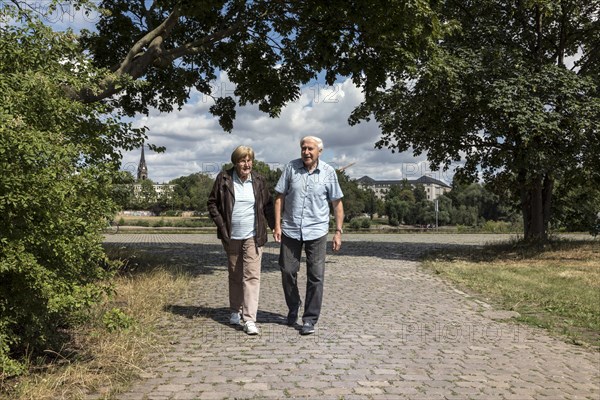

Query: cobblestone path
left=102, top=234, right=599, bottom=400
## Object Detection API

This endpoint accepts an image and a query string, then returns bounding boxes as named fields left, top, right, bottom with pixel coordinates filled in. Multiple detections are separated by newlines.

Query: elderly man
left=273, top=136, right=344, bottom=335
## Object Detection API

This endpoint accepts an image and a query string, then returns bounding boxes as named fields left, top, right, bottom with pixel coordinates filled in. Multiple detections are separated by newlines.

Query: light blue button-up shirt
left=275, top=158, right=344, bottom=241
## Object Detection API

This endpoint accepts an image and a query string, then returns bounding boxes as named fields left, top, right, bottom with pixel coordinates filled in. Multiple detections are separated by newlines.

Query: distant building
left=137, top=145, right=148, bottom=181
left=356, top=175, right=451, bottom=201
left=133, top=146, right=174, bottom=199
left=132, top=182, right=175, bottom=200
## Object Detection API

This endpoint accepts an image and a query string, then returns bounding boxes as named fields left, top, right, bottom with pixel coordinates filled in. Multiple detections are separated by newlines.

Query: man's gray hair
left=300, top=136, right=324, bottom=151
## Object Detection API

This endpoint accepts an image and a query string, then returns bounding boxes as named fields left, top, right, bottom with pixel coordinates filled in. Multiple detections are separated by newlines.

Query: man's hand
left=332, top=231, right=342, bottom=252
left=274, top=195, right=283, bottom=243
left=331, top=198, right=344, bottom=252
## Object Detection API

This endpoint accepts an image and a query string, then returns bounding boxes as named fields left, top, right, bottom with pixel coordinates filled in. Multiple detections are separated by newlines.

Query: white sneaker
left=243, top=321, right=259, bottom=335
left=229, top=312, right=241, bottom=325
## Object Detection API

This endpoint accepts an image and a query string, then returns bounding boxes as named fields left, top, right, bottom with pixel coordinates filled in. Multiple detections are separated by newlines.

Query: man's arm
left=273, top=194, right=284, bottom=242
left=331, top=198, right=344, bottom=251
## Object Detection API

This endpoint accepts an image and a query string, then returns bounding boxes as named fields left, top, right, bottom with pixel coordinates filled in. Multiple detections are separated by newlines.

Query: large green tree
left=351, top=0, right=600, bottom=240
left=446, top=182, right=516, bottom=223
left=132, top=178, right=158, bottom=209
left=171, top=172, right=214, bottom=211
left=335, top=170, right=365, bottom=221
left=72, top=0, right=441, bottom=130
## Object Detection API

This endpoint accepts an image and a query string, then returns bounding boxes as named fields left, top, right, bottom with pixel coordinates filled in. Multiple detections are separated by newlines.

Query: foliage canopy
left=350, top=0, right=600, bottom=239
left=75, top=0, right=442, bottom=131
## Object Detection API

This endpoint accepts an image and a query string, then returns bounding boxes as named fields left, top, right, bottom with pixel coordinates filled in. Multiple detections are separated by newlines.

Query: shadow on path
left=105, top=238, right=490, bottom=277
left=164, top=304, right=289, bottom=327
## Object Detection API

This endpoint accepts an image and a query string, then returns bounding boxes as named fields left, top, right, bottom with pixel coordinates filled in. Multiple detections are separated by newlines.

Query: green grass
left=423, top=239, right=600, bottom=349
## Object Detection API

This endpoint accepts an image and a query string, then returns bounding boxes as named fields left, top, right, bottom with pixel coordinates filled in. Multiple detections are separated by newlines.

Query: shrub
left=482, top=220, right=515, bottom=233
left=350, top=218, right=371, bottom=230
left=0, top=122, right=116, bottom=375
left=456, top=224, right=469, bottom=233
left=0, top=17, right=144, bottom=375
left=349, top=219, right=362, bottom=230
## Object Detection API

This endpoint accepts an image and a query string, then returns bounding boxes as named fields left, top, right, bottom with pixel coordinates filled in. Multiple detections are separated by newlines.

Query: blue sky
left=39, top=2, right=454, bottom=184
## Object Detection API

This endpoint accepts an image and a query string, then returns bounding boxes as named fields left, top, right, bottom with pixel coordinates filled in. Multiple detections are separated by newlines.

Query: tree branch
left=77, top=5, right=181, bottom=102
left=114, top=5, right=181, bottom=77
left=160, top=20, right=248, bottom=61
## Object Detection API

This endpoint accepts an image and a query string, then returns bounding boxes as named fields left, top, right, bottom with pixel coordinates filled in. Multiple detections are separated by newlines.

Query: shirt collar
left=302, top=159, right=320, bottom=174
left=233, top=169, right=253, bottom=183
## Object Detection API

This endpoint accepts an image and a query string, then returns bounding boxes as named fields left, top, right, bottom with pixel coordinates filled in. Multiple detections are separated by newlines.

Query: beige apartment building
left=356, top=175, right=451, bottom=201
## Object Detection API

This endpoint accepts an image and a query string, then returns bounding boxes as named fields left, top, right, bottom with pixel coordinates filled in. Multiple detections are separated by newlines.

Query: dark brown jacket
left=207, top=168, right=275, bottom=247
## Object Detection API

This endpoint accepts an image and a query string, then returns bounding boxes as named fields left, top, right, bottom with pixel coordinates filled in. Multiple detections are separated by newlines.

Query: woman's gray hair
left=300, top=136, right=324, bottom=151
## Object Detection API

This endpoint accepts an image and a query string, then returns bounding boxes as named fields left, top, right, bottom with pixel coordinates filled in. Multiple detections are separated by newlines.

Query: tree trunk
left=520, top=173, right=553, bottom=241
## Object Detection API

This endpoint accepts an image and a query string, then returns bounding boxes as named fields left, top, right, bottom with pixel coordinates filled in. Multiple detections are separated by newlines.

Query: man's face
left=301, top=140, right=321, bottom=167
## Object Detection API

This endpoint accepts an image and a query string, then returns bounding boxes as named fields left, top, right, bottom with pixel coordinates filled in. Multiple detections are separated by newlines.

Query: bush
left=0, top=122, right=116, bottom=375
left=350, top=218, right=371, bottom=230
left=349, top=219, right=361, bottom=230
left=482, top=220, right=517, bottom=233
left=456, top=224, right=470, bottom=233
left=0, top=18, right=144, bottom=375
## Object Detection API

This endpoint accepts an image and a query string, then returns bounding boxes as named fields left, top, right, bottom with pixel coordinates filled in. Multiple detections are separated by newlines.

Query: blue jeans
left=279, top=233, right=327, bottom=325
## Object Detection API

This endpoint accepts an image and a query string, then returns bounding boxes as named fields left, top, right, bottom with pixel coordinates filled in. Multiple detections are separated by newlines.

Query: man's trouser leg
left=303, top=234, right=327, bottom=325
left=279, top=234, right=302, bottom=314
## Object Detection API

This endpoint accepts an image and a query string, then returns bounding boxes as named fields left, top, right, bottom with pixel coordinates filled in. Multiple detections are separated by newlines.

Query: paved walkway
left=102, top=234, right=599, bottom=400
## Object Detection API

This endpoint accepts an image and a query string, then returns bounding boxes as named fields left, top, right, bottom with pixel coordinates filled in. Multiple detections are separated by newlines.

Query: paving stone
left=172, top=392, right=200, bottom=400
left=354, top=386, right=385, bottom=395
left=100, top=233, right=600, bottom=400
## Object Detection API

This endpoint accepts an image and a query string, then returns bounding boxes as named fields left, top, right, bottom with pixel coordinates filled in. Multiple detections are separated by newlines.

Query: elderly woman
left=207, top=146, right=275, bottom=335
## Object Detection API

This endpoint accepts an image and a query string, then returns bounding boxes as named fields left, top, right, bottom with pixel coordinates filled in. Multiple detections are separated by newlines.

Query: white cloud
left=121, top=76, right=454, bottom=185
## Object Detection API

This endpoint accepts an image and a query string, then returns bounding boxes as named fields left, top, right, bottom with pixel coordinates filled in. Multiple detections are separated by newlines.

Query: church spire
left=137, top=145, right=148, bottom=181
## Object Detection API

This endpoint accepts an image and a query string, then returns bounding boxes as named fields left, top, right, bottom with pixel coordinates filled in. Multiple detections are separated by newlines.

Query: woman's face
left=235, top=155, right=253, bottom=180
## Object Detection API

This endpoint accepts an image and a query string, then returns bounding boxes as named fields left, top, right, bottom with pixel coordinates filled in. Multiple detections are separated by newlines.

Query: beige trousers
left=224, top=237, right=263, bottom=322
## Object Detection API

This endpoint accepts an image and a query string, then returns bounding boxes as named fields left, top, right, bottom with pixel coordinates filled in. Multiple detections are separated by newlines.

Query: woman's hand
left=273, top=226, right=282, bottom=242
